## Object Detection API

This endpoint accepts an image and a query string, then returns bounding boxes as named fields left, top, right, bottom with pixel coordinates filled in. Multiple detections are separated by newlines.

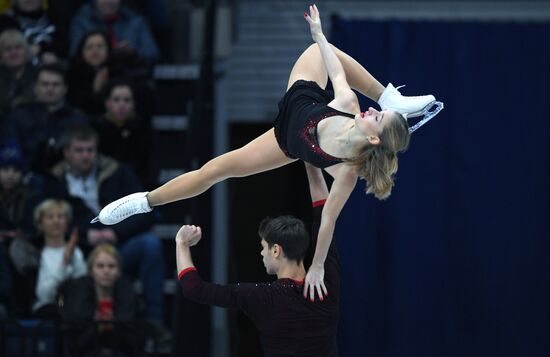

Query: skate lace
left=112, top=196, right=145, bottom=219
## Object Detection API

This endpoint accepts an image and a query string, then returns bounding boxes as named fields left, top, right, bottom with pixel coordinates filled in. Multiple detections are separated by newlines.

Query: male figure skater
left=176, top=163, right=340, bottom=356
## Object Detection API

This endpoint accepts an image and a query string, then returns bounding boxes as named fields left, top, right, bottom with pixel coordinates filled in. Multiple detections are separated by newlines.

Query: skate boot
left=91, top=192, right=152, bottom=225
left=378, top=83, right=436, bottom=118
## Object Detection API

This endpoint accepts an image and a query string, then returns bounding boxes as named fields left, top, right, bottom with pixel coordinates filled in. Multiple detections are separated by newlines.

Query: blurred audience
left=0, top=0, right=65, bottom=64
left=49, top=125, right=168, bottom=339
left=0, top=140, right=38, bottom=242
left=0, top=140, right=44, bottom=317
left=92, top=78, right=153, bottom=186
left=67, top=30, right=124, bottom=116
left=0, top=0, right=10, bottom=13
left=0, top=29, right=36, bottom=121
left=0, top=243, right=12, bottom=319
left=2, top=63, right=88, bottom=173
left=59, top=243, right=146, bottom=357
left=130, top=0, right=171, bottom=61
left=32, top=199, right=87, bottom=319
left=70, top=0, right=160, bottom=65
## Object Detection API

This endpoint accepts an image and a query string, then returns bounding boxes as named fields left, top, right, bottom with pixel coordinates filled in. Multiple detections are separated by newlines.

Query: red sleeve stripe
left=178, top=267, right=197, bottom=280
left=312, top=199, right=326, bottom=207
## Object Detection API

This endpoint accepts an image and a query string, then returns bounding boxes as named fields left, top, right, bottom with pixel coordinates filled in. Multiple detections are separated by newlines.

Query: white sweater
left=33, top=245, right=87, bottom=311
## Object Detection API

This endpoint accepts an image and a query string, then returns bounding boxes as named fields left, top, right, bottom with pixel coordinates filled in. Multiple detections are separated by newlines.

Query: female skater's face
left=355, top=107, right=392, bottom=141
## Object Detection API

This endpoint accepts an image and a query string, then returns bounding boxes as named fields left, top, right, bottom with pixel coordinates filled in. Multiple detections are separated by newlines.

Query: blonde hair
left=0, top=29, right=31, bottom=64
left=33, top=199, right=73, bottom=228
left=345, top=112, right=410, bottom=200
left=87, top=243, right=122, bottom=274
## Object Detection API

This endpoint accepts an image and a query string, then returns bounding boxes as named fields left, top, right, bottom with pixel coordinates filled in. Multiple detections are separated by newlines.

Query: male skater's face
left=260, top=239, right=277, bottom=275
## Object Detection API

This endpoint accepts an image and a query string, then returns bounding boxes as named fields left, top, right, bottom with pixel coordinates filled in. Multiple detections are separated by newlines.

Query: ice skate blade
left=408, top=101, right=444, bottom=134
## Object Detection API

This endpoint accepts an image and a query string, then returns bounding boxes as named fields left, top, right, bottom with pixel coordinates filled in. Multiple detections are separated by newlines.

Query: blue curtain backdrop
left=331, top=18, right=550, bottom=357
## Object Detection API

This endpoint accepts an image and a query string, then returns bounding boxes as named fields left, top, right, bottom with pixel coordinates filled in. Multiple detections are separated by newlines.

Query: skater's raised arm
left=305, top=4, right=357, bottom=108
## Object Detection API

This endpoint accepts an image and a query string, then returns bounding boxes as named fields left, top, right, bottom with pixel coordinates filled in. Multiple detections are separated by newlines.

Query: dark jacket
left=66, top=60, right=125, bottom=117
left=0, top=182, right=41, bottom=236
left=58, top=276, right=145, bottom=356
left=2, top=103, right=88, bottom=173
left=0, top=64, right=37, bottom=121
left=50, top=155, right=156, bottom=247
left=91, top=114, right=153, bottom=186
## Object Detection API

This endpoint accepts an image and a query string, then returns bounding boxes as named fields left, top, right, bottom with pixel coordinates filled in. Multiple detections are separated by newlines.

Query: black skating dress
left=273, top=80, right=355, bottom=169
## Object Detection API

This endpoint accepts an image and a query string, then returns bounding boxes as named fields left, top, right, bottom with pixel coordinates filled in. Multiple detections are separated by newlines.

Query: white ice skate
left=378, top=83, right=444, bottom=133
left=91, top=192, right=152, bottom=225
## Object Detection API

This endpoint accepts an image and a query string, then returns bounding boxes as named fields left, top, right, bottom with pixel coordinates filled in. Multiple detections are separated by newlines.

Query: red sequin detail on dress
left=299, top=110, right=343, bottom=162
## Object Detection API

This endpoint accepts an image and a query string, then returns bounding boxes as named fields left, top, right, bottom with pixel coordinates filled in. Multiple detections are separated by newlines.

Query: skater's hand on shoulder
left=304, top=264, right=328, bottom=302
left=304, top=4, right=324, bottom=42
left=176, top=225, right=202, bottom=247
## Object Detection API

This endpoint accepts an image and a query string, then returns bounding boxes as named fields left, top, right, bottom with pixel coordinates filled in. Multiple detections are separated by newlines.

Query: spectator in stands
left=0, top=140, right=38, bottom=242
left=49, top=125, right=169, bottom=339
left=92, top=78, right=153, bottom=186
left=0, top=0, right=65, bottom=63
left=0, top=140, right=45, bottom=317
left=0, top=29, right=36, bottom=121
left=2, top=63, right=88, bottom=173
left=67, top=31, right=123, bottom=116
left=70, top=0, right=160, bottom=65
left=0, top=243, right=12, bottom=319
left=59, top=243, right=146, bottom=357
left=32, top=199, right=87, bottom=319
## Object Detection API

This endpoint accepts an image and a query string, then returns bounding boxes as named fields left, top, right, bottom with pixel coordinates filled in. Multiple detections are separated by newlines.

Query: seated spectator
left=0, top=140, right=41, bottom=240
left=67, top=31, right=125, bottom=116
left=49, top=125, right=169, bottom=340
left=70, top=0, right=160, bottom=65
left=32, top=199, right=87, bottom=319
left=92, top=78, right=153, bottom=186
left=0, top=243, right=12, bottom=319
left=2, top=63, right=88, bottom=173
left=59, top=244, right=146, bottom=357
left=0, top=140, right=44, bottom=317
left=0, top=29, right=36, bottom=121
left=0, top=0, right=65, bottom=63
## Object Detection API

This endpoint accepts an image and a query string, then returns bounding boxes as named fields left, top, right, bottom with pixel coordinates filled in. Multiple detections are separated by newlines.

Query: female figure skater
left=94, top=5, right=440, bottom=300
